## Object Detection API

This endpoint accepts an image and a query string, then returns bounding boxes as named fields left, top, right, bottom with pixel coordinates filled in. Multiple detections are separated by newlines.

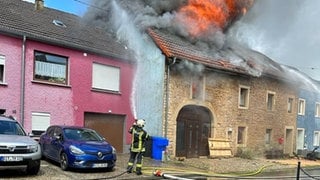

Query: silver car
left=0, top=115, right=41, bottom=175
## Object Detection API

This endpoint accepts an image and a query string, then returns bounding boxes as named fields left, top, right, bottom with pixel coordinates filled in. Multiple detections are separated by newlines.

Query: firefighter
left=126, top=119, right=149, bottom=175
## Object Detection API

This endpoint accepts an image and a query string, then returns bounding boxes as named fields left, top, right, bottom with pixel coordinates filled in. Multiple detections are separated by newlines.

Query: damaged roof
left=0, top=0, right=132, bottom=61
left=147, top=28, right=291, bottom=79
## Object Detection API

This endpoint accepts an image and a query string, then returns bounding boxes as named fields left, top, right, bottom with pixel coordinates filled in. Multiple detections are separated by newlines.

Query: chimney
left=35, top=0, right=44, bottom=11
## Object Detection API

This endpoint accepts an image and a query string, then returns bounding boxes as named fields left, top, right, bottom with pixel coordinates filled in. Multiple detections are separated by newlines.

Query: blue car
left=39, top=125, right=116, bottom=171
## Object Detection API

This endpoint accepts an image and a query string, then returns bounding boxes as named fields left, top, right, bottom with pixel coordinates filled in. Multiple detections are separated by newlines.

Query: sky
left=23, top=0, right=320, bottom=81
left=23, top=0, right=88, bottom=16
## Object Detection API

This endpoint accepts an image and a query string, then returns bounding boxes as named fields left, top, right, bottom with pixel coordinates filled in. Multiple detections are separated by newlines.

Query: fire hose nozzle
left=153, top=169, right=163, bottom=177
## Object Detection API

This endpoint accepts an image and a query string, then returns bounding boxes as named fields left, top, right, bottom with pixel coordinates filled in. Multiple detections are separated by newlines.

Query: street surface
left=1, top=158, right=320, bottom=180
left=0, top=160, right=141, bottom=180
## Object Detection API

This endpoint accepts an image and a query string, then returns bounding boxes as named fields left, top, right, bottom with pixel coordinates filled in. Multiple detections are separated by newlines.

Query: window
left=0, top=55, right=5, bottom=83
left=31, top=112, right=50, bottom=136
left=298, top=99, right=306, bottom=115
left=239, top=86, right=250, bottom=108
left=265, top=129, right=272, bottom=144
left=34, top=51, right=68, bottom=85
left=287, top=98, right=293, bottom=113
left=191, top=76, right=204, bottom=100
left=315, top=103, right=320, bottom=117
left=237, top=126, right=246, bottom=144
left=267, top=91, right=275, bottom=111
left=92, top=63, right=120, bottom=92
left=296, top=128, right=305, bottom=150
left=313, top=131, right=320, bottom=146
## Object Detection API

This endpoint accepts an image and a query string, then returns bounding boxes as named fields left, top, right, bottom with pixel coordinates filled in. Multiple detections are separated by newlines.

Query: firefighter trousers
left=127, top=151, right=144, bottom=174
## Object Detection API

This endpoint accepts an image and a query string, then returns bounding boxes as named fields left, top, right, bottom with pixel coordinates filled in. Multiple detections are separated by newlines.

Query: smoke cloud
left=83, top=0, right=320, bottom=86
left=227, top=0, right=320, bottom=81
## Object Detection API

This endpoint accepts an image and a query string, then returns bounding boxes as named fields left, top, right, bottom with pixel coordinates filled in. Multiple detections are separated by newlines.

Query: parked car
left=39, top=125, right=116, bottom=171
left=0, top=115, right=41, bottom=175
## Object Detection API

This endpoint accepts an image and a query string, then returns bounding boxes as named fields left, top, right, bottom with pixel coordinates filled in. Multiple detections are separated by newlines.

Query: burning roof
left=147, top=27, right=288, bottom=79
left=83, top=0, right=314, bottom=83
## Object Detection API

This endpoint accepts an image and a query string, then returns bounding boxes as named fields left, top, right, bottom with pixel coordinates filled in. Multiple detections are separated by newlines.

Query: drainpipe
left=20, top=35, right=26, bottom=126
left=164, top=57, right=176, bottom=138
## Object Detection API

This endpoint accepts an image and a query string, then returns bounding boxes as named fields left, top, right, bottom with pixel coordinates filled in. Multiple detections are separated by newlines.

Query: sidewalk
left=115, top=153, right=320, bottom=179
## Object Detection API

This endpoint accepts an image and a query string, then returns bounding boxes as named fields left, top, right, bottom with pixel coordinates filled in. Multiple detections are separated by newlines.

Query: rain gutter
left=20, top=35, right=26, bottom=126
left=164, top=57, right=176, bottom=138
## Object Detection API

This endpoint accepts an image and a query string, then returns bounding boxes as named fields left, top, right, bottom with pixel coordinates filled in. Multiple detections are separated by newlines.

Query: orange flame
left=176, top=0, right=254, bottom=37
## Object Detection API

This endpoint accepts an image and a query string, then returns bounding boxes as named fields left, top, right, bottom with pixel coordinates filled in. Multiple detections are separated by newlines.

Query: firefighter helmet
left=136, top=119, right=145, bottom=127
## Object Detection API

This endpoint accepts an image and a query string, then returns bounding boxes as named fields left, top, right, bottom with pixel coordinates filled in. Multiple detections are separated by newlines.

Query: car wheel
left=60, top=152, right=69, bottom=171
left=26, top=160, right=40, bottom=175
left=40, top=143, right=46, bottom=160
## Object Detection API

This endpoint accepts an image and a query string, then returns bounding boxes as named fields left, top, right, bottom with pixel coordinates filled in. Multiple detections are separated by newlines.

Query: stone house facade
left=148, top=28, right=299, bottom=158
left=165, top=69, right=298, bottom=158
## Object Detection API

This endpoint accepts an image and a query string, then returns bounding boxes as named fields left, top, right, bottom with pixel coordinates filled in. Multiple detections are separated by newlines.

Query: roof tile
left=0, top=0, right=133, bottom=61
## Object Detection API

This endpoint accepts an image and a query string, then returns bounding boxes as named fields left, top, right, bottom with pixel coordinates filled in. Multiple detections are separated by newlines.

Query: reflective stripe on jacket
left=129, top=126, right=149, bottom=152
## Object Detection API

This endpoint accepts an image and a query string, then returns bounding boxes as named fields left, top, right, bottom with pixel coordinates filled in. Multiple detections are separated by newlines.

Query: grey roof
left=0, top=0, right=133, bottom=61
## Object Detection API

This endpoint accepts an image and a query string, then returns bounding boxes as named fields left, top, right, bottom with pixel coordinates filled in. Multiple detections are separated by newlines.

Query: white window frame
left=34, top=51, right=68, bottom=85
left=31, top=112, right=50, bottom=135
left=238, top=85, right=250, bottom=109
left=265, top=129, right=272, bottom=144
left=0, top=55, right=5, bottom=83
left=296, top=128, right=305, bottom=150
left=313, top=131, right=320, bottom=146
left=266, top=91, right=276, bottom=111
left=298, top=98, right=306, bottom=115
left=315, top=102, right=320, bottom=117
left=287, top=98, right=294, bottom=113
left=237, top=126, right=247, bottom=145
left=92, top=63, right=120, bottom=92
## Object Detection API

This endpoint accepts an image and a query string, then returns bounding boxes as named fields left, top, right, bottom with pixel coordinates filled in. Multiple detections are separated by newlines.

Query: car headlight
left=69, top=145, right=84, bottom=155
left=112, top=146, right=116, bottom=154
left=28, top=145, right=38, bottom=153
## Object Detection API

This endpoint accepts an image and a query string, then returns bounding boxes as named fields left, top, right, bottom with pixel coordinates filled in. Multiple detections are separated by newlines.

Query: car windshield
left=0, top=121, right=26, bottom=136
left=64, top=128, right=104, bottom=141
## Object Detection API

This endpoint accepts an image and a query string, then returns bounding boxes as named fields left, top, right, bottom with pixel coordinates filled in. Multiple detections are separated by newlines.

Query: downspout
left=164, top=57, right=176, bottom=138
left=20, top=35, right=26, bottom=126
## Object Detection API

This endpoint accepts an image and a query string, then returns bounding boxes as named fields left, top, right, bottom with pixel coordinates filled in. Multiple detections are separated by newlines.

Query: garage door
left=84, top=113, right=125, bottom=153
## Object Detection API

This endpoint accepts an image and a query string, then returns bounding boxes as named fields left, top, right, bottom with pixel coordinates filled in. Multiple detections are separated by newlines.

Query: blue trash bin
left=151, top=136, right=169, bottom=160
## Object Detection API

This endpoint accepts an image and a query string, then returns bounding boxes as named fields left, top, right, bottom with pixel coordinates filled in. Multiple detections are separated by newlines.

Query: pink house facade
left=0, top=0, right=135, bottom=153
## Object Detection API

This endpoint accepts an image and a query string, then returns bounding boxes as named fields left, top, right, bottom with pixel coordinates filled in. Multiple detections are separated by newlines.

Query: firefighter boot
left=126, top=166, right=133, bottom=173
left=136, top=167, right=142, bottom=175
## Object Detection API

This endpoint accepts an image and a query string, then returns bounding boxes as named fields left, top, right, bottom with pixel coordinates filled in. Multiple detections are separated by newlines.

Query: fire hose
left=153, top=169, right=194, bottom=180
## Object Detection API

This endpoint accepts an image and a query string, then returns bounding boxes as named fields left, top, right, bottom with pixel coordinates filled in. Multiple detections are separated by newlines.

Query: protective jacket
left=129, top=126, right=149, bottom=152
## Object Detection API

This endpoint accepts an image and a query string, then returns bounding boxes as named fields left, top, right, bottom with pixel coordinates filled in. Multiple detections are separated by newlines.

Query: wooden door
left=186, top=120, right=200, bottom=158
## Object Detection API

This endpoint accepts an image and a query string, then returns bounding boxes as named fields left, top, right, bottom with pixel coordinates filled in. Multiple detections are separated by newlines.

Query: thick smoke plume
left=84, top=0, right=252, bottom=47
left=227, top=0, right=320, bottom=81
left=83, top=0, right=260, bottom=75
left=83, top=0, right=319, bottom=93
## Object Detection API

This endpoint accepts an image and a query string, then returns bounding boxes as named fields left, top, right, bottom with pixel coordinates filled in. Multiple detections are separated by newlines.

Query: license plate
left=1, top=156, right=23, bottom=162
left=92, top=163, right=108, bottom=168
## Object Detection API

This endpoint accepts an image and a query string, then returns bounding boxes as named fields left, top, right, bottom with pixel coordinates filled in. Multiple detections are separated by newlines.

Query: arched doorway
left=176, top=105, right=212, bottom=158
